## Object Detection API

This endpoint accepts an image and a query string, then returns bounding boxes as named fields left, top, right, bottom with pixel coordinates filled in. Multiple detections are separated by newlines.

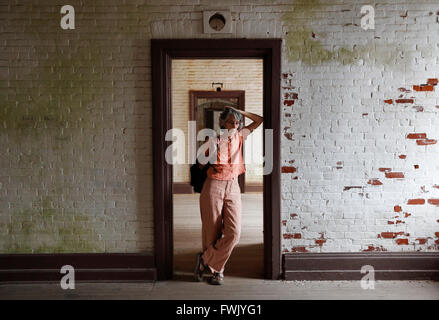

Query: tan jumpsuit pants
left=199, top=176, right=242, bottom=274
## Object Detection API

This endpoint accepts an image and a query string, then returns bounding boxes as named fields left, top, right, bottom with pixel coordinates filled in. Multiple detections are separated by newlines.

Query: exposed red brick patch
left=387, top=219, right=403, bottom=224
left=398, top=88, right=411, bottom=93
left=414, top=165, right=419, bottom=169
left=282, top=166, right=296, bottom=173
left=363, top=245, right=387, bottom=252
left=289, top=160, right=295, bottom=164
left=283, top=233, right=302, bottom=239
left=413, top=85, right=434, bottom=91
left=404, top=212, right=411, bottom=218
left=416, top=238, right=428, bottom=245
left=398, top=155, right=406, bottom=159
left=435, top=232, right=439, bottom=238
left=362, top=113, right=368, bottom=116
left=380, top=232, right=406, bottom=239
left=436, top=106, right=439, bottom=109
left=284, top=132, right=293, bottom=140
left=282, top=220, right=287, bottom=226
left=284, top=92, right=298, bottom=100
left=385, top=172, right=404, bottom=179
left=395, top=99, right=414, bottom=103
left=395, top=238, right=409, bottom=245
left=407, top=133, right=427, bottom=139
left=290, top=213, right=298, bottom=219
left=416, top=139, right=437, bottom=145
left=284, top=100, right=295, bottom=106
left=293, top=176, right=298, bottom=180
left=368, top=179, right=383, bottom=186
left=427, top=78, right=438, bottom=85
left=407, top=198, right=425, bottom=205
left=394, top=205, right=402, bottom=212
left=427, top=199, right=439, bottom=206
left=384, top=99, right=393, bottom=104
left=285, top=113, right=291, bottom=117
left=433, top=185, right=439, bottom=189
left=379, top=168, right=392, bottom=172
left=291, top=246, right=308, bottom=253
left=315, top=239, right=326, bottom=246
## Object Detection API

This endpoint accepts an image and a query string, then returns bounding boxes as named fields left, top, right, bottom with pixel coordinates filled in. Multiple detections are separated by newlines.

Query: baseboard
left=283, top=252, right=439, bottom=280
left=0, top=253, right=157, bottom=282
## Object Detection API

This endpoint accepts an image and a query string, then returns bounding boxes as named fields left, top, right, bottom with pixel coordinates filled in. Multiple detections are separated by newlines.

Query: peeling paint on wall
left=1, top=196, right=101, bottom=253
left=282, top=0, right=412, bottom=67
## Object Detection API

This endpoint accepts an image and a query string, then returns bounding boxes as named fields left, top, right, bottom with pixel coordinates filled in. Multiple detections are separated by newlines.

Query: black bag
left=190, top=160, right=210, bottom=193
left=190, top=137, right=218, bottom=193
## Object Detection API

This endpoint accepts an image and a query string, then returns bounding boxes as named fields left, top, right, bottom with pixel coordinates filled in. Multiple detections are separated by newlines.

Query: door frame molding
left=151, top=38, right=282, bottom=280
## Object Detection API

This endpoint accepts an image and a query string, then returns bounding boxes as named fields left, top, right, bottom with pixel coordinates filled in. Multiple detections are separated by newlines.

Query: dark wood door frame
left=151, top=39, right=281, bottom=280
left=190, top=90, right=246, bottom=193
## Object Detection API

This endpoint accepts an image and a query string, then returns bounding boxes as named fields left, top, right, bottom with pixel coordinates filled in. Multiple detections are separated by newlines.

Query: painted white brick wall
left=1, top=0, right=438, bottom=254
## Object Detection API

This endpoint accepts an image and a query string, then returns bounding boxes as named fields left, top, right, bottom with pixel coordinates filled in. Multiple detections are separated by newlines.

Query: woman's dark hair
left=219, top=107, right=243, bottom=130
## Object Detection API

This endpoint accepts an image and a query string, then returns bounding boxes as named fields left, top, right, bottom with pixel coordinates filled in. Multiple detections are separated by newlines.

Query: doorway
left=151, top=39, right=281, bottom=280
left=172, top=59, right=264, bottom=280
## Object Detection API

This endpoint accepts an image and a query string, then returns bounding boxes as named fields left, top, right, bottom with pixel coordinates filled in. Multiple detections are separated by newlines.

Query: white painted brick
left=2, top=0, right=439, bottom=255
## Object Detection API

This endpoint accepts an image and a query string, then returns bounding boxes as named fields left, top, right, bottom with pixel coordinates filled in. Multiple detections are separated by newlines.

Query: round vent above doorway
left=203, top=10, right=233, bottom=34
left=209, top=13, right=226, bottom=31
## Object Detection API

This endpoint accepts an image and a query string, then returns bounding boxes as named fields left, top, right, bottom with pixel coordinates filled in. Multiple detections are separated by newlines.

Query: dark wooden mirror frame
left=152, top=39, right=281, bottom=280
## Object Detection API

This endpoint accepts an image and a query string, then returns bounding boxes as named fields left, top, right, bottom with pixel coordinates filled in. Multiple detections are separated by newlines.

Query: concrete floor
left=1, top=276, right=438, bottom=300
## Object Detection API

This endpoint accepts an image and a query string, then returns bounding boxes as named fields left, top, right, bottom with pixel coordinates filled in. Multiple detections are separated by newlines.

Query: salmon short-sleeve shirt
left=206, top=128, right=252, bottom=180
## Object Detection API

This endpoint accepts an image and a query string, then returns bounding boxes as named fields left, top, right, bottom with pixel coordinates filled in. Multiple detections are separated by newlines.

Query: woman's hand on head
left=225, top=106, right=239, bottom=113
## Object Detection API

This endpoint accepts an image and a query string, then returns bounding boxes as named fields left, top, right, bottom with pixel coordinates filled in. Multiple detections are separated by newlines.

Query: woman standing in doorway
left=195, top=106, right=263, bottom=285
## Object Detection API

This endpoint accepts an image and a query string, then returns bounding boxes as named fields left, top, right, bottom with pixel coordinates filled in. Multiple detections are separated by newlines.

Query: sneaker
left=194, top=252, right=207, bottom=282
left=209, top=272, right=224, bottom=285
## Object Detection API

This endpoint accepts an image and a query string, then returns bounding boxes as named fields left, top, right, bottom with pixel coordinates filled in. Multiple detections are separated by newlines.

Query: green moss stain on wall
left=1, top=4, right=155, bottom=254
left=282, top=0, right=410, bottom=67
left=285, top=29, right=336, bottom=65
left=0, top=8, right=116, bottom=253
left=1, top=42, right=110, bottom=135
left=283, top=0, right=332, bottom=64
left=2, top=196, right=101, bottom=253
